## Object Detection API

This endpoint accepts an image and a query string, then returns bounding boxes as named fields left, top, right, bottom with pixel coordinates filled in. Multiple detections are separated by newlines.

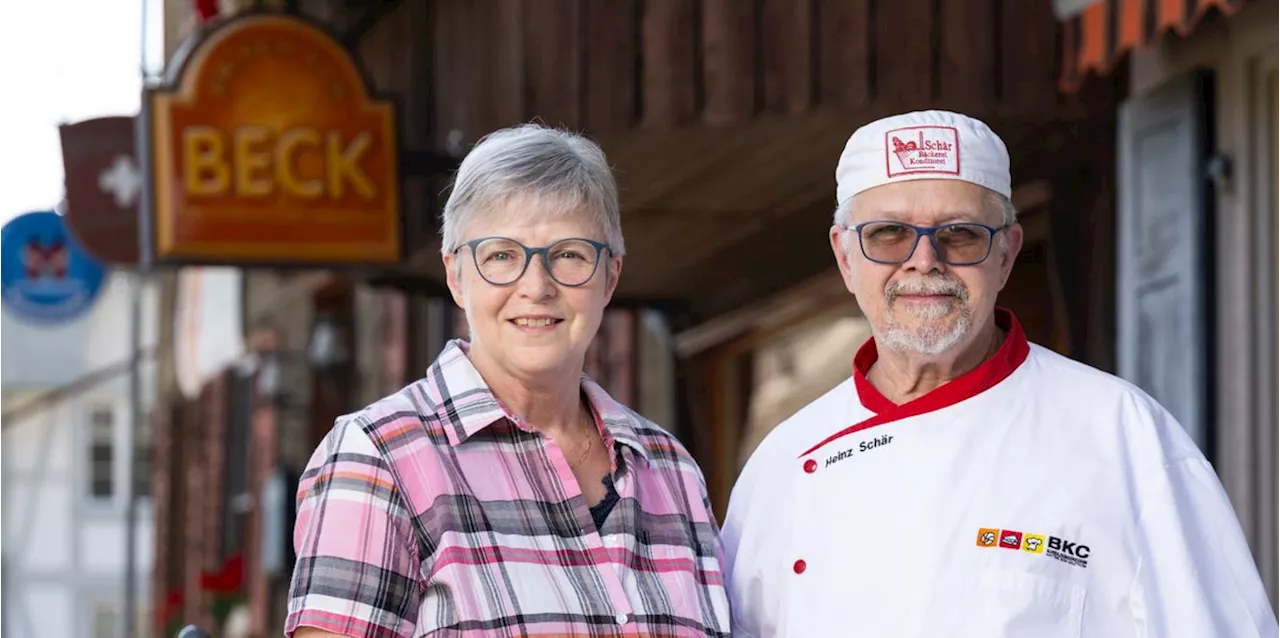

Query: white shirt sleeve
left=1129, top=455, right=1278, bottom=637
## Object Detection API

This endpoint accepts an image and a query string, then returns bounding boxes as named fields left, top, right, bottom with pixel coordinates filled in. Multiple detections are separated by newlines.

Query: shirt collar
left=796, top=308, right=1032, bottom=459
left=429, top=339, right=651, bottom=463
left=851, top=307, right=1031, bottom=414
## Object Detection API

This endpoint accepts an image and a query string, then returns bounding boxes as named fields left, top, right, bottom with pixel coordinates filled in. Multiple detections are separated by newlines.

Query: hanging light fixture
left=254, top=350, right=282, bottom=400
left=306, top=313, right=351, bottom=370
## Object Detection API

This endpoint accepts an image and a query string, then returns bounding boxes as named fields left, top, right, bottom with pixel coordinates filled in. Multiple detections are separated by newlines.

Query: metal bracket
left=341, top=0, right=406, bottom=49
left=400, top=149, right=463, bottom=178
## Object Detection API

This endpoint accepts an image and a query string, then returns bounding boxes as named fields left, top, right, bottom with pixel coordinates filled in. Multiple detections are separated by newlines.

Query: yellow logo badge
left=1022, top=533, right=1047, bottom=554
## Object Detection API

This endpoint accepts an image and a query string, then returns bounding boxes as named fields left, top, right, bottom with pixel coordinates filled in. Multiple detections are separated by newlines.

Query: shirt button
left=803, top=459, right=817, bottom=474
left=615, top=613, right=628, bottom=625
left=793, top=559, right=807, bottom=574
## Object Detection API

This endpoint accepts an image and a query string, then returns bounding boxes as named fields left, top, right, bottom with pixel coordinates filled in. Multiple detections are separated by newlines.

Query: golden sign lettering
left=146, top=13, right=400, bottom=264
left=181, top=126, right=376, bottom=200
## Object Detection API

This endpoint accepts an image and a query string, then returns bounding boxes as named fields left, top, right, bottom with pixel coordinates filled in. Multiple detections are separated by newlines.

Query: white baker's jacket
left=722, top=311, right=1278, bottom=638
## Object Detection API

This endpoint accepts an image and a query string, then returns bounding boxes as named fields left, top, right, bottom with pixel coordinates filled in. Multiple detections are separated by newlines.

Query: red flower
left=194, top=0, right=219, bottom=21
left=200, top=552, right=245, bottom=594
left=155, top=588, right=184, bottom=627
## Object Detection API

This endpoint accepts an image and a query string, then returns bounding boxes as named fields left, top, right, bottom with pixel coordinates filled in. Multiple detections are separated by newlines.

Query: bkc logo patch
left=885, top=126, right=961, bottom=177
left=975, top=527, right=1091, bottom=568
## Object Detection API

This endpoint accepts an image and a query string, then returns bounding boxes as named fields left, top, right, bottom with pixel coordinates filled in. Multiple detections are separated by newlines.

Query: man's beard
left=876, top=277, right=974, bottom=356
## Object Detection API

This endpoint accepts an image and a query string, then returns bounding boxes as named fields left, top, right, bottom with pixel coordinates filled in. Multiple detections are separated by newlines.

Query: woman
left=286, top=124, right=731, bottom=637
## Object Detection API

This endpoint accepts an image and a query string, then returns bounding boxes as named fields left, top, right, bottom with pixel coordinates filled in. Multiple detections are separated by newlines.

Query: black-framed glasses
left=455, top=236, right=611, bottom=287
left=841, top=221, right=1009, bottom=266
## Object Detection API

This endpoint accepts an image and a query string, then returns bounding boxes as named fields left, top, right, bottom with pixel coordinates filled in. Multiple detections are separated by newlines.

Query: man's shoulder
left=1024, top=344, right=1201, bottom=462
left=1026, top=344, right=1166, bottom=408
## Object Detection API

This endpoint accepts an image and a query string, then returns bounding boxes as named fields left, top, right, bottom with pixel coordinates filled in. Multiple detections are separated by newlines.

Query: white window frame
left=85, top=404, right=117, bottom=505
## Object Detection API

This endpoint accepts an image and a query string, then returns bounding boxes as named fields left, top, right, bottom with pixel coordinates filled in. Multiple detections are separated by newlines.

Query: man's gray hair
left=440, top=123, right=626, bottom=257
left=833, top=189, right=1017, bottom=227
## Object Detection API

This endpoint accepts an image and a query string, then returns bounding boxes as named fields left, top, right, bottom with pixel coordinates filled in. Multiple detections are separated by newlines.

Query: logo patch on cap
left=884, top=125, right=960, bottom=177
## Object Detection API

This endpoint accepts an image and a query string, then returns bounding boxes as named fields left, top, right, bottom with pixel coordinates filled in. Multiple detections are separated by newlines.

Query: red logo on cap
left=884, top=126, right=961, bottom=177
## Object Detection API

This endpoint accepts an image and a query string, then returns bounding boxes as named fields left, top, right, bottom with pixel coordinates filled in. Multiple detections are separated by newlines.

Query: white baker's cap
left=835, top=110, right=1011, bottom=206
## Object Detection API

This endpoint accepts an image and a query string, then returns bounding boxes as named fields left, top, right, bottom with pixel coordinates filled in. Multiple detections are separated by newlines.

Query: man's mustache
left=885, top=277, right=968, bottom=304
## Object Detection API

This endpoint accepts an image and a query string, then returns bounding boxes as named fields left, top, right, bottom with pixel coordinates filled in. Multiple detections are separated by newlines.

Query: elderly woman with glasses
left=286, top=124, right=731, bottom=638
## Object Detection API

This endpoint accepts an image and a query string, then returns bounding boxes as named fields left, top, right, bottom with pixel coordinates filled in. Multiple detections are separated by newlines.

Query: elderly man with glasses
left=721, top=110, right=1277, bottom=637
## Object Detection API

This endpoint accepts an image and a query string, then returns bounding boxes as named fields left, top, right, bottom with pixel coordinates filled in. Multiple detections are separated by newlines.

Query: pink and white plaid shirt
left=285, top=340, right=731, bottom=637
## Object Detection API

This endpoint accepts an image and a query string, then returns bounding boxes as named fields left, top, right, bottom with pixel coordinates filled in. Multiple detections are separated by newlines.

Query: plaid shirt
left=285, top=340, right=731, bottom=637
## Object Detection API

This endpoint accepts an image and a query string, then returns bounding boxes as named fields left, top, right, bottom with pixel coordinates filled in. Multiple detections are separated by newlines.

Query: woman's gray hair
left=439, top=123, right=626, bottom=258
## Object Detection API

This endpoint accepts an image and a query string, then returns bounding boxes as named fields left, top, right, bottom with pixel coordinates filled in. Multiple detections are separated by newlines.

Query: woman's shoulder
left=317, top=380, right=451, bottom=462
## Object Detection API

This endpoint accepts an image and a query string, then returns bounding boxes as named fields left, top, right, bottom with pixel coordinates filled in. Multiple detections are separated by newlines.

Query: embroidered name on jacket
left=824, top=434, right=894, bottom=468
left=975, top=526, right=1091, bottom=568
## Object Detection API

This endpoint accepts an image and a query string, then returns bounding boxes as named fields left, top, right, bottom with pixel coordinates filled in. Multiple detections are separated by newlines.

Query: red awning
left=1057, top=0, right=1247, bottom=93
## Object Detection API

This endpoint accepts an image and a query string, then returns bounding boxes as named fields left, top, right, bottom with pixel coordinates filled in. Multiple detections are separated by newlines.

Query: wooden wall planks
left=352, top=0, right=1072, bottom=141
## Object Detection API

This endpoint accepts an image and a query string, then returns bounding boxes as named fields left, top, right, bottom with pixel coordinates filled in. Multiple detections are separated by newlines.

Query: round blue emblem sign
left=1, top=210, right=107, bottom=325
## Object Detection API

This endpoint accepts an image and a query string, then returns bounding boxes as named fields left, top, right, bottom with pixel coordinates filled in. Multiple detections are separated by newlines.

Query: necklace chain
left=569, top=429, right=594, bottom=469
left=569, top=402, right=595, bottom=469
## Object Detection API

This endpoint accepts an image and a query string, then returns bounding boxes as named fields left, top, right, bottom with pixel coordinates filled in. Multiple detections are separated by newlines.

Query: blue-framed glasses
left=842, top=221, right=1010, bottom=266
left=455, top=236, right=611, bottom=287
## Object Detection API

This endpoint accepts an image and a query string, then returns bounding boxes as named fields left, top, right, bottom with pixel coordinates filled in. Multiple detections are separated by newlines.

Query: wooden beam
left=1001, top=0, right=1059, bottom=113
left=816, top=0, right=872, bottom=110
left=674, top=270, right=853, bottom=357
left=431, top=0, right=525, bottom=148
left=524, top=0, right=584, bottom=130
left=938, top=0, right=997, bottom=111
left=684, top=200, right=837, bottom=322
left=701, top=0, right=756, bottom=125
left=584, top=0, right=639, bottom=133
left=875, top=0, right=933, bottom=105
left=702, top=344, right=749, bottom=518
left=642, top=0, right=698, bottom=128
left=761, top=0, right=815, bottom=115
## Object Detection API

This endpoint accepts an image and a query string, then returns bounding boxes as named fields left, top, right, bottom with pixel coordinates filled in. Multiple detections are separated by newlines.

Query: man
left=721, top=110, right=1278, bottom=637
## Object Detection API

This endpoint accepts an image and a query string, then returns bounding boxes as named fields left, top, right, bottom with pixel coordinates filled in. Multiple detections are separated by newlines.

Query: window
left=89, top=407, right=114, bottom=499
left=133, top=410, right=153, bottom=498
left=90, top=600, right=119, bottom=638
left=88, top=599, right=148, bottom=638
